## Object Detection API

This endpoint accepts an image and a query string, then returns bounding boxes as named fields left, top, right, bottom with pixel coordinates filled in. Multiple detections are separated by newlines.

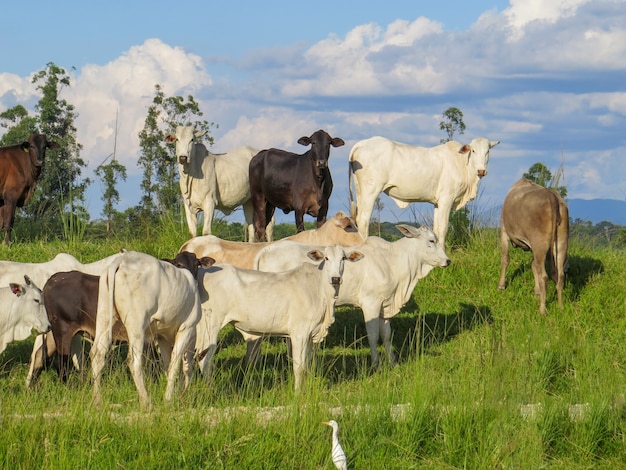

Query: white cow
left=90, top=250, right=205, bottom=408
left=165, top=125, right=274, bottom=241
left=195, top=245, right=364, bottom=390
left=21, top=251, right=126, bottom=388
left=0, top=275, right=50, bottom=355
left=349, top=136, right=500, bottom=246
left=179, top=211, right=363, bottom=270
left=254, top=225, right=450, bottom=368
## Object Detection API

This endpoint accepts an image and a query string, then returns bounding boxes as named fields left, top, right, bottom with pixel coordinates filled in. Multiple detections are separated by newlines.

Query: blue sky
left=1, top=0, right=625, bottom=225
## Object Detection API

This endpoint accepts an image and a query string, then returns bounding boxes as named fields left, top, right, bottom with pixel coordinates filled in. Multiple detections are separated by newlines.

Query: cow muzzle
left=331, top=276, right=342, bottom=286
left=477, top=169, right=487, bottom=178
left=179, top=156, right=189, bottom=165
left=315, top=160, right=328, bottom=169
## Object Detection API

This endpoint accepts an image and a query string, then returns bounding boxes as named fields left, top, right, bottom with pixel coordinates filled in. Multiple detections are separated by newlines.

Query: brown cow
left=249, top=129, right=344, bottom=241
left=0, top=133, right=59, bottom=244
left=498, top=178, right=569, bottom=315
left=179, top=211, right=363, bottom=269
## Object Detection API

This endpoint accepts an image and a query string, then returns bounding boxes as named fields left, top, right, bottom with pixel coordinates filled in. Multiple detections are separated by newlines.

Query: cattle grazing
left=254, top=225, right=450, bottom=368
left=0, top=133, right=59, bottom=244
left=249, top=129, right=345, bottom=241
left=179, top=211, right=363, bottom=270
left=195, top=245, right=364, bottom=390
left=165, top=125, right=274, bottom=241
left=349, top=136, right=499, bottom=246
left=0, top=275, right=50, bottom=355
left=90, top=250, right=210, bottom=408
left=498, top=178, right=569, bottom=315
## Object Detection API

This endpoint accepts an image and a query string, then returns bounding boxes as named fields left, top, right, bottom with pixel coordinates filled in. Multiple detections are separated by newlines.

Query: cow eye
left=34, top=299, right=40, bottom=304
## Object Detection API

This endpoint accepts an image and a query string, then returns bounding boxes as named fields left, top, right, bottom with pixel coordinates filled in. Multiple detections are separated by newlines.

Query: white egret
left=322, top=420, right=347, bottom=470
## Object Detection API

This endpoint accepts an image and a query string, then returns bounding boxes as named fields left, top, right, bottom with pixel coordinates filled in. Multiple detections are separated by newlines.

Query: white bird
left=322, top=420, right=348, bottom=470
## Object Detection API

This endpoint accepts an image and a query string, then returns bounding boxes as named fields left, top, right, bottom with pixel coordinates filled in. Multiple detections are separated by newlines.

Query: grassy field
left=0, top=222, right=624, bottom=469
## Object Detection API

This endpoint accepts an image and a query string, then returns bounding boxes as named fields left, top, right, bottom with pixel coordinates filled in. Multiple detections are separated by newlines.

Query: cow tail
left=101, top=256, right=123, bottom=342
left=551, top=198, right=562, bottom=274
left=348, top=151, right=357, bottom=221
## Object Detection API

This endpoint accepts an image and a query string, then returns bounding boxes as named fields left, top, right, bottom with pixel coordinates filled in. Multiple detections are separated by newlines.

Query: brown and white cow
left=249, top=129, right=344, bottom=241
left=90, top=250, right=210, bottom=408
left=179, top=211, right=363, bottom=270
left=498, top=178, right=569, bottom=315
left=349, top=136, right=499, bottom=246
left=0, top=134, right=59, bottom=244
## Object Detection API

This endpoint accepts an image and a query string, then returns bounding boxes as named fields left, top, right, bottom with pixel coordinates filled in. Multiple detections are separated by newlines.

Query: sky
left=1, top=0, right=625, bottom=226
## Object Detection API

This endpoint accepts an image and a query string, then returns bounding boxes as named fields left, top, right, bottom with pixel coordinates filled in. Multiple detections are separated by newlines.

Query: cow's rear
left=498, top=178, right=569, bottom=314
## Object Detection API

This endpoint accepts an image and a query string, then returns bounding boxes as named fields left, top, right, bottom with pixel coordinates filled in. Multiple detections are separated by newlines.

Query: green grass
left=0, top=225, right=625, bottom=468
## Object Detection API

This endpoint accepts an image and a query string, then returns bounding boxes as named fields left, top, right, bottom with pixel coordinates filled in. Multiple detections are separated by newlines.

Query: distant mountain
left=567, top=199, right=626, bottom=225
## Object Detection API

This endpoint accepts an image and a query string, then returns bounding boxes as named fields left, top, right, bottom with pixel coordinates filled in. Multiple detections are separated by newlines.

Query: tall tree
left=439, top=107, right=466, bottom=144
left=523, top=162, right=567, bottom=198
left=137, top=84, right=214, bottom=218
left=28, top=63, right=89, bottom=226
left=95, top=111, right=127, bottom=236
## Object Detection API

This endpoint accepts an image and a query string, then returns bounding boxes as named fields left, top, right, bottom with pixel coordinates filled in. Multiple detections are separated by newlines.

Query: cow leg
left=1, top=200, right=16, bottom=244
left=380, top=318, right=397, bottom=366
left=26, top=333, right=56, bottom=388
left=90, top=329, right=113, bottom=406
left=364, top=314, right=381, bottom=370
left=295, top=210, right=305, bottom=233
left=127, top=335, right=151, bottom=409
left=195, top=314, right=221, bottom=381
left=433, top=200, right=453, bottom=248
left=183, top=200, right=199, bottom=238
left=164, top=328, right=196, bottom=401
left=354, top=190, right=378, bottom=239
left=252, top=196, right=268, bottom=242
left=531, top=250, right=549, bottom=315
left=290, top=336, right=312, bottom=391
left=498, top=228, right=511, bottom=290
left=201, top=198, right=216, bottom=236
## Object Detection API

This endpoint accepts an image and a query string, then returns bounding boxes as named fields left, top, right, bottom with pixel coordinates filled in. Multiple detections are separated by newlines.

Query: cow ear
left=490, top=140, right=500, bottom=148
left=200, top=256, right=215, bottom=268
left=164, top=134, right=176, bottom=143
left=458, top=144, right=471, bottom=154
left=195, top=130, right=207, bottom=139
left=395, top=224, right=419, bottom=238
left=331, top=137, right=345, bottom=148
left=20, top=142, right=30, bottom=152
left=10, top=283, right=25, bottom=297
left=347, top=251, right=364, bottom=262
left=297, top=136, right=312, bottom=146
left=307, top=250, right=324, bottom=262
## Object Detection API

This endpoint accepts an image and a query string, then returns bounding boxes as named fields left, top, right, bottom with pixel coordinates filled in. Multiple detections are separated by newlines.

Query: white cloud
left=504, top=0, right=592, bottom=38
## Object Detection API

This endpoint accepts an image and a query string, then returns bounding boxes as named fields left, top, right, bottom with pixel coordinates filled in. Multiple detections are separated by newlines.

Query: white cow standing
left=165, top=125, right=274, bottom=241
left=254, top=225, right=450, bottom=368
left=349, top=136, right=499, bottom=246
left=90, top=250, right=205, bottom=408
left=195, top=245, right=364, bottom=390
left=0, top=275, right=50, bottom=355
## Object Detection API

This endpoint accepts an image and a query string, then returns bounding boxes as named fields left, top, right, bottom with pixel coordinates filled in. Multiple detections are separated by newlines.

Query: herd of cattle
left=0, top=127, right=571, bottom=407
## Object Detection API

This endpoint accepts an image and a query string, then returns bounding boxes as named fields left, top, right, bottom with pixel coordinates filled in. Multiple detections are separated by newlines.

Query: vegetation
left=0, top=220, right=624, bottom=468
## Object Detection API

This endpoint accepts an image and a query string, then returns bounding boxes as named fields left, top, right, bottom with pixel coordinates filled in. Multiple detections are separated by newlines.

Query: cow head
left=163, top=251, right=215, bottom=279
left=297, top=129, right=345, bottom=170
left=165, top=125, right=207, bottom=165
left=396, top=225, right=451, bottom=272
left=25, top=134, right=59, bottom=167
left=458, top=138, right=500, bottom=178
left=10, top=275, right=51, bottom=334
left=307, top=245, right=363, bottom=297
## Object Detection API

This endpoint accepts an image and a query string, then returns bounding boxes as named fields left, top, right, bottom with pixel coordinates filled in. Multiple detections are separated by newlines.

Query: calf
left=90, top=250, right=209, bottom=408
left=195, top=245, right=363, bottom=390
left=498, top=178, right=569, bottom=315
left=254, top=225, right=450, bottom=367
left=0, top=275, right=50, bottom=355
left=249, top=129, right=344, bottom=241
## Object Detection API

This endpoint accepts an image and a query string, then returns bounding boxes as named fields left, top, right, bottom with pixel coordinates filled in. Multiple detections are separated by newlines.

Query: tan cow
left=178, top=211, right=363, bottom=269
left=498, top=178, right=569, bottom=315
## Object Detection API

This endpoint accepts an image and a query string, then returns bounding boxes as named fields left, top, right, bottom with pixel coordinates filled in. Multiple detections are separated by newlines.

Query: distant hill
left=567, top=199, right=626, bottom=225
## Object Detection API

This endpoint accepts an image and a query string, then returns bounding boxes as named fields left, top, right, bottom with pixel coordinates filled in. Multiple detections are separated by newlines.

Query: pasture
left=0, top=220, right=624, bottom=469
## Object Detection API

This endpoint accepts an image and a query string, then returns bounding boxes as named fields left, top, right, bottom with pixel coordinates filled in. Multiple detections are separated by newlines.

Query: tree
left=137, top=84, right=215, bottom=218
left=95, top=111, right=127, bottom=237
left=0, top=105, right=38, bottom=144
left=523, top=162, right=567, bottom=198
left=439, top=107, right=466, bottom=144
left=29, top=63, right=89, bottom=227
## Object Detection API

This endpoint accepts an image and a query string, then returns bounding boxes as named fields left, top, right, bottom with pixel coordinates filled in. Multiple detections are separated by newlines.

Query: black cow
left=0, top=133, right=58, bottom=244
left=249, top=129, right=344, bottom=241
